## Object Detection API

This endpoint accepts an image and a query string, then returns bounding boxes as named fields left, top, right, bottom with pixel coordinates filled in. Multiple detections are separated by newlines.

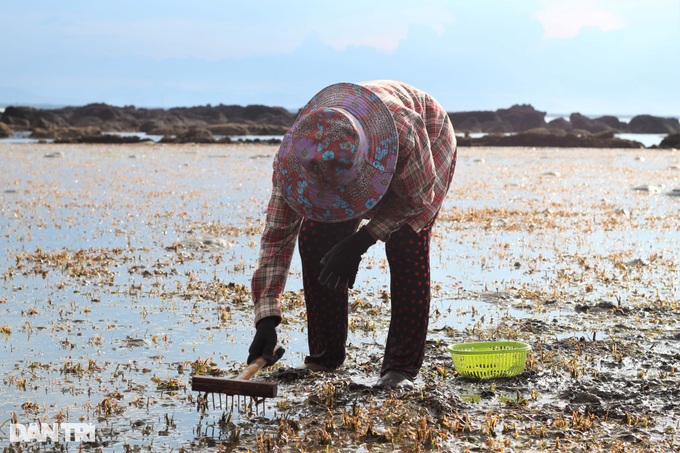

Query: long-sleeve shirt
left=251, top=80, right=457, bottom=324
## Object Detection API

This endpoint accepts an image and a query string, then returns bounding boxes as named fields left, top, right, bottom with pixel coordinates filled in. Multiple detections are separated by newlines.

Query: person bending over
left=248, top=80, right=457, bottom=389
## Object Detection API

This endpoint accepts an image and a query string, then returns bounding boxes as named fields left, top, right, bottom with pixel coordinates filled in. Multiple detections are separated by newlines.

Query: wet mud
left=0, top=143, right=678, bottom=452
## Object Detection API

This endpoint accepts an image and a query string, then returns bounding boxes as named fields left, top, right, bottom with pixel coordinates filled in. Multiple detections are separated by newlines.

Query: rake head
left=192, top=347, right=284, bottom=413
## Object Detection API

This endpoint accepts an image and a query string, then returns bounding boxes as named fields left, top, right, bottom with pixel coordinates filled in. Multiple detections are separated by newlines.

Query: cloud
left=535, top=0, right=626, bottom=39
left=19, top=1, right=454, bottom=61
left=310, top=3, right=454, bottom=52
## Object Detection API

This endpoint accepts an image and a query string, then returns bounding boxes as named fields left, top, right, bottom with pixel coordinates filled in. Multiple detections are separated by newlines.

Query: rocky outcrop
left=59, top=134, right=151, bottom=144
left=594, top=115, right=626, bottom=130
left=449, top=106, right=679, bottom=137
left=547, top=117, right=572, bottom=131
left=658, top=133, right=680, bottom=149
left=497, top=104, right=547, bottom=132
left=568, top=113, right=614, bottom=133
left=32, top=126, right=102, bottom=142
left=449, top=110, right=504, bottom=133
left=159, top=128, right=217, bottom=144
left=2, top=106, right=68, bottom=129
left=1, top=103, right=297, bottom=138
left=0, top=121, right=11, bottom=138
left=1, top=102, right=677, bottom=147
left=627, top=115, right=680, bottom=134
left=447, top=105, right=547, bottom=133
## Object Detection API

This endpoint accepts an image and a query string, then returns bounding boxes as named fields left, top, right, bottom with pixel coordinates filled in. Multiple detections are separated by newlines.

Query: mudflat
left=1, top=143, right=678, bottom=451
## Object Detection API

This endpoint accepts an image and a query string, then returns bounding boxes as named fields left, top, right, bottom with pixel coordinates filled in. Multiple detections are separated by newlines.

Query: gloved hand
left=247, top=316, right=281, bottom=366
left=319, top=227, right=376, bottom=289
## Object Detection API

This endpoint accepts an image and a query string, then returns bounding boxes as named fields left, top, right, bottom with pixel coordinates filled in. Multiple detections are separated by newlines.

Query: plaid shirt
left=251, top=80, right=457, bottom=324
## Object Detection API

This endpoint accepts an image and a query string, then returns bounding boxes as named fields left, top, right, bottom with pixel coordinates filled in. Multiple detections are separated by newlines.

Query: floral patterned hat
left=274, top=82, right=398, bottom=222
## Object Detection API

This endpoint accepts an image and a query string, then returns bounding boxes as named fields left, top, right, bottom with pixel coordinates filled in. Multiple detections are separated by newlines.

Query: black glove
left=247, top=316, right=280, bottom=366
left=319, top=227, right=377, bottom=289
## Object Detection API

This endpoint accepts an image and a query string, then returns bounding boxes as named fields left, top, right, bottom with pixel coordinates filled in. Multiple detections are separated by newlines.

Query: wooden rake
left=192, top=347, right=284, bottom=413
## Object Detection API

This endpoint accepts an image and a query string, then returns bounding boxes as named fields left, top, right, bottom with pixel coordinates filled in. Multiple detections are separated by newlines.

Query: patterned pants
left=298, top=218, right=434, bottom=379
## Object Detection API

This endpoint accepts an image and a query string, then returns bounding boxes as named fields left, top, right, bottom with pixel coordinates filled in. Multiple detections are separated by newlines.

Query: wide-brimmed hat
left=274, top=82, right=398, bottom=222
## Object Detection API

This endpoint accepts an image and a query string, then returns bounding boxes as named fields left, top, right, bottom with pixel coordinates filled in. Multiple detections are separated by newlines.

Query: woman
left=247, top=80, right=457, bottom=388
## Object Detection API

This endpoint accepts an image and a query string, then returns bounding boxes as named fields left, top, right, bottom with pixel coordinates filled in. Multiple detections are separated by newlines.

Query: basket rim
left=447, top=341, right=531, bottom=356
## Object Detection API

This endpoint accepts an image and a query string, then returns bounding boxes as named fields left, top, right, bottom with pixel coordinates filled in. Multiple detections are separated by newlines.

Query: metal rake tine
left=199, top=392, right=209, bottom=412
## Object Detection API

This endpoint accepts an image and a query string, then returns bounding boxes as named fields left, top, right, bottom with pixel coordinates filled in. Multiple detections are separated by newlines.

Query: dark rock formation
left=1, top=101, right=677, bottom=148
left=497, top=104, right=547, bottom=132
left=449, top=104, right=547, bottom=133
left=658, top=133, right=680, bottom=149
left=547, top=117, right=572, bottom=131
left=448, top=106, right=679, bottom=138
left=627, top=115, right=680, bottom=134
left=594, top=115, right=626, bottom=130
left=449, top=110, right=502, bottom=133
left=2, top=106, right=68, bottom=129
left=159, top=128, right=216, bottom=144
left=62, top=134, right=151, bottom=144
left=569, top=113, right=614, bottom=133
left=32, top=126, right=102, bottom=142
left=1, top=103, right=297, bottom=138
left=0, top=121, right=11, bottom=138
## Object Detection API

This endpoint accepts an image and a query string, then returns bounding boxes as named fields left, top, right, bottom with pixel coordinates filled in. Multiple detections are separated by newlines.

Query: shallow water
left=1, top=143, right=678, bottom=451
left=0, top=131, right=671, bottom=147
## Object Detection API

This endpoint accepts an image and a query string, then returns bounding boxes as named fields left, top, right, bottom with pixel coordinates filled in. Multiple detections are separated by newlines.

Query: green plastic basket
left=447, top=341, right=531, bottom=379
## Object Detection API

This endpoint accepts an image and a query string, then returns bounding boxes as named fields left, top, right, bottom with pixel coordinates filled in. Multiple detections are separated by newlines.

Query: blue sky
left=2, top=0, right=678, bottom=116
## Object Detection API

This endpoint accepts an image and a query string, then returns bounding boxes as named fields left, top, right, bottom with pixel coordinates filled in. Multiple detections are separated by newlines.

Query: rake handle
left=237, top=357, right=268, bottom=381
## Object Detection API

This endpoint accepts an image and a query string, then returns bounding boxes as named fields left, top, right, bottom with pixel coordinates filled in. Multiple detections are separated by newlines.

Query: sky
left=1, top=0, right=679, bottom=117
